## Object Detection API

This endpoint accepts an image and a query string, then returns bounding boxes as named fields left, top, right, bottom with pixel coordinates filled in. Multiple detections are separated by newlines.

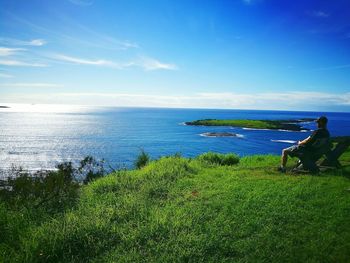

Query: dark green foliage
left=0, top=163, right=80, bottom=261
left=0, top=156, right=109, bottom=262
left=78, top=156, right=106, bottom=184
left=197, top=152, right=240, bottom=166
left=0, top=163, right=79, bottom=213
left=0, top=156, right=107, bottom=211
left=134, top=149, right=150, bottom=169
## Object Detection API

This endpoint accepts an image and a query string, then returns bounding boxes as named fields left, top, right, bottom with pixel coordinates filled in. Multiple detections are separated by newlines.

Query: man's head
left=316, top=116, right=328, bottom=128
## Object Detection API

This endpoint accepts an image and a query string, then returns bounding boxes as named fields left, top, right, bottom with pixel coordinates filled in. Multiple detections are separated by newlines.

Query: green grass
left=197, top=152, right=240, bottom=166
left=1, top=151, right=350, bottom=262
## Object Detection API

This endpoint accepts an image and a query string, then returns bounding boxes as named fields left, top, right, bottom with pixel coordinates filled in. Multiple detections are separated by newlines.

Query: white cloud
left=0, top=47, right=26, bottom=56
left=0, top=83, right=63, bottom=88
left=0, top=60, right=47, bottom=67
left=0, top=38, right=46, bottom=46
left=119, top=41, right=139, bottom=49
left=2, top=91, right=348, bottom=111
left=52, top=54, right=119, bottom=67
left=28, top=39, right=46, bottom=46
left=137, top=56, right=178, bottom=71
left=69, top=22, right=139, bottom=50
left=50, top=54, right=178, bottom=71
left=0, top=73, right=13, bottom=78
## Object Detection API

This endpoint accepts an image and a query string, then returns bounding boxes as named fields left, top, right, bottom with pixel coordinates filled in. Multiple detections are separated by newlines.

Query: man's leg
left=281, top=148, right=289, bottom=168
left=278, top=145, right=298, bottom=172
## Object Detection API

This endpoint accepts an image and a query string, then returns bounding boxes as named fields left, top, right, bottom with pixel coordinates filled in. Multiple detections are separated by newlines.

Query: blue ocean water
left=0, top=105, right=349, bottom=170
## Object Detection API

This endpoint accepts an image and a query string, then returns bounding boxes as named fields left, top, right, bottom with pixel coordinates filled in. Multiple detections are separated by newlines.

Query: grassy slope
left=1, top=152, right=350, bottom=262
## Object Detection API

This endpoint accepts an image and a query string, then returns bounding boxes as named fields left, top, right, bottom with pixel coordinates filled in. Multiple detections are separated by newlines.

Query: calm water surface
left=1, top=104, right=349, bottom=170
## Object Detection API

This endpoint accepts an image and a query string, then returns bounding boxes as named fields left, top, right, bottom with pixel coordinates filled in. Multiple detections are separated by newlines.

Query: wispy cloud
left=71, top=22, right=139, bottom=50
left=52, top=54, right=119, bottom=67
left=0, top=47, right=26, bottom=56
left=137, top=56, right=178, bottom=71
left=8, top=14, right=136, bottom=51
left=2, top=91, right=348, bottom=111
left=0, top=60, right=47, bottom=67
left=308, top=64, right=350, bottom=71
left=197, top=92, right=350, bottom=107
left=0, top=73, right=13, bottom=78
left=50, top=54, right=177, bottom=71
left=0, top=38, right=46, bottom=46
left=119, top=41, right=139, bottom=49
left=0, top=44, right=47, bottom=68
left=28, top=39, right=46, bottom=46
left=310, top=11, right=330, bottom=18
left=0, top=83, right=63, bottom=88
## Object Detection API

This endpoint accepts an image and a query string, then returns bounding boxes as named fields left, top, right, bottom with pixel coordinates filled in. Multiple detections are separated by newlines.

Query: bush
left=78, top=156, right=106, bottom=184
left=134, top=149, right=150, bottom=169
left=197, top=152, right=239, bottom=166
left=0, top=163, right=79, bottom=213
left=0, top=156, right=108, bottom=213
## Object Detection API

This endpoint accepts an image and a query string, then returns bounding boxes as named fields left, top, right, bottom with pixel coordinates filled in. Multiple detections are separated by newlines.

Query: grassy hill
left=1, top=151, right=350, bottom=262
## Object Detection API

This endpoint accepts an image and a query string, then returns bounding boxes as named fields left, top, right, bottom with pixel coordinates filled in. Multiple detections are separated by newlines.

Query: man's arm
left=298, top=136, right=311, bottom=145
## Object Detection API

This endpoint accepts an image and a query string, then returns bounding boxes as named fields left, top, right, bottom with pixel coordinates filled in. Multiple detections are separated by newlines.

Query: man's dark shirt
left=304, top=128, right=330, bottom=149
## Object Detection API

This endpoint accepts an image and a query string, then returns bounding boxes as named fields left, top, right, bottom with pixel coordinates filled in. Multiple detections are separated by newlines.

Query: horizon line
left=0, top=102, right=348, bottom=114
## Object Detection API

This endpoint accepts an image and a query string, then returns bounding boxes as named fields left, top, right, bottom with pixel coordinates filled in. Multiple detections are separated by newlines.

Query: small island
left=0, top=106, right=10, bottom=108
left=200, top=132, right=242, bottom=137
left=185, top=119, right=314, bottom=131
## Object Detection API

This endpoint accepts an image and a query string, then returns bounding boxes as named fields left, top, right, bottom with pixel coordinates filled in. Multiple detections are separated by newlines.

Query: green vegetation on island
left=1, top=148, right=350, bottom=262
left=185, top=119, right=315, bottom=131
left=201, top=132, right=240, bottom=137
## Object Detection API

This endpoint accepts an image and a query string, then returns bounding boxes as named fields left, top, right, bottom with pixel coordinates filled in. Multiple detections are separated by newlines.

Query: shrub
left=0, top=163, right=79, bottom=213
left=78, top=156, right=106, bottom=184
left=197, top=152, right=239, bottom=166
left=134, top=149, right=150, bottom=169
left=222, top=153, right=240, bottom=165
left=0, top=156, right=108, bottom=212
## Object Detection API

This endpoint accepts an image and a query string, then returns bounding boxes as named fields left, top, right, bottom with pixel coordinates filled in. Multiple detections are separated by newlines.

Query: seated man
left=278, top=116, right=330, bottom=173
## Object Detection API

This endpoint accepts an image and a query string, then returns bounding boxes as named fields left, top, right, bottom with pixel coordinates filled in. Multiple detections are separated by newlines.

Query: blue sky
left=0, top=0, right=350, bottom=111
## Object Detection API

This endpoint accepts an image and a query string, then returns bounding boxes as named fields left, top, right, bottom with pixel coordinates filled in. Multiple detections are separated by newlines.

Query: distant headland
left=185, top=118, right=315, bottom=131
left=0, top=106, right=10, bottom=108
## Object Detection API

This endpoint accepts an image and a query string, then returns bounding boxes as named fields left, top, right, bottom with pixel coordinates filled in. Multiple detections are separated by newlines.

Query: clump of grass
left=134, top=149, right=150, bottom=169
left=197, top=152, right=239, bottom=166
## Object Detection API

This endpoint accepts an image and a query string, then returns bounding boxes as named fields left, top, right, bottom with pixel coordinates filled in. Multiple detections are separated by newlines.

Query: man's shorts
left=284, top=145, right=306, bottom=157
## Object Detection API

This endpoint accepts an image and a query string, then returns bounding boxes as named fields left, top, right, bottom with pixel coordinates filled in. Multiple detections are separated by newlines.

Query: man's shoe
left=277, top=166, right=286, bottom=173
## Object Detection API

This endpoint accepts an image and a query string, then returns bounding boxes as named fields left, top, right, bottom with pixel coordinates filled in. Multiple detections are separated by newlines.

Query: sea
left=1, top=104, right=350, bottom=171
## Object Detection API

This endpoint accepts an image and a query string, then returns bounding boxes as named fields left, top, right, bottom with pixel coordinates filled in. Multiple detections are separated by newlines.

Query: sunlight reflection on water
left=1, top=104, right=349, bottom=171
